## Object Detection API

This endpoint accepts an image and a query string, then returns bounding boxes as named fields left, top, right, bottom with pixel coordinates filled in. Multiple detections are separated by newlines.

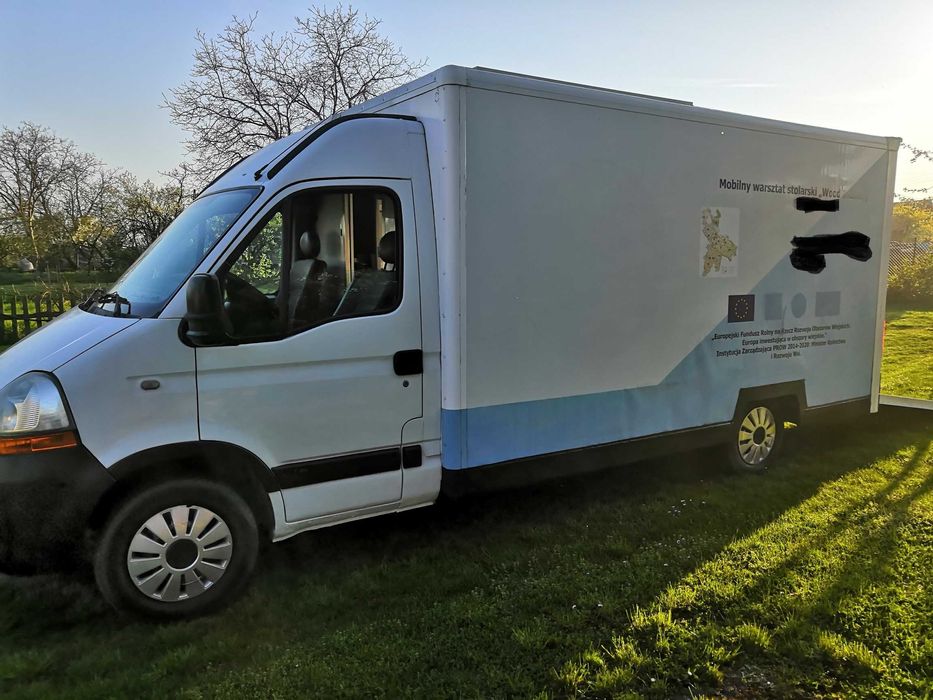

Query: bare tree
left=116, top=166, right=195, bottom=253
left=899, top=143, right=933, bottom=198
left=904, top=143, right=933, bottom=165
left=0, top=122, right=77, bottom=268
left=0, top=122, right=198, bottom=273
left=59, top=153, right=124, bottom=271
left=164, top=5, right=426, bottom=180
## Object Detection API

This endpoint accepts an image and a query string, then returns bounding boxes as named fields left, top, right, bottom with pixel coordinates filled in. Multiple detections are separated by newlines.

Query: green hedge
left=888, top=254, right=933, bottom=305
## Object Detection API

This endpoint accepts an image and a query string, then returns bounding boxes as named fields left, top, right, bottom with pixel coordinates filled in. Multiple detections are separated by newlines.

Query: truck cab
left=0, top=114, right=442, bottom=618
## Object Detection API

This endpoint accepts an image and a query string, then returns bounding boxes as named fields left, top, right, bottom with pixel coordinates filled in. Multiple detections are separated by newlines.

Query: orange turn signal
left=0, top=431, right=79, bottom=455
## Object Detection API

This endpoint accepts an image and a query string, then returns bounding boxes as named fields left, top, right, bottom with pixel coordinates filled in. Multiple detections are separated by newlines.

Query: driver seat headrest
left=299, top=231, right=321, bottom=259
left=378, top=231, right=397, bottom=267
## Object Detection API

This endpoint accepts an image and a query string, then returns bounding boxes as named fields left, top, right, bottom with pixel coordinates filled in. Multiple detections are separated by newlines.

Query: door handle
left=394, top=350, right=423, bottom=376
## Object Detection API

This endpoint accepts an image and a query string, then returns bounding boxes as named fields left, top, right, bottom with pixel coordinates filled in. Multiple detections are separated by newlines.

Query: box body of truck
left=358, top=66, right=897, bottom=480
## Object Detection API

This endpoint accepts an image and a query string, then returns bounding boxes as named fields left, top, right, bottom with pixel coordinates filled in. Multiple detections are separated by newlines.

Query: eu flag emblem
left=728, top=294, right=755, bottom=323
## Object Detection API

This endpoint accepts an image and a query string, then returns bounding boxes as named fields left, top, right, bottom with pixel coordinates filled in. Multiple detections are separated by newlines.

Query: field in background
left=0, top=409, right=930, bottom=698
left=0, top=271, right=116, bottom=294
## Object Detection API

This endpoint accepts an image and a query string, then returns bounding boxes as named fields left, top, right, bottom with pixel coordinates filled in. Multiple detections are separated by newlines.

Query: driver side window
left=220, top=188, right=401, bottom=341
left=229, top=212, right=283, bottom=295
left=223, top=211, right=284, bottom=338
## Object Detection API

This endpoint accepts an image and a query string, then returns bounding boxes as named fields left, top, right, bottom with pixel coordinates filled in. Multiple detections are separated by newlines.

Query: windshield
left=96, top=188, right=259, bottom=318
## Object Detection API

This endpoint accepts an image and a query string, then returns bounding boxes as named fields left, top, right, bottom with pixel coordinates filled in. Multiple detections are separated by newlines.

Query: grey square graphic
left=815, top=291, right=841, bottom=317
left=764, top=293, right=783, bottom=321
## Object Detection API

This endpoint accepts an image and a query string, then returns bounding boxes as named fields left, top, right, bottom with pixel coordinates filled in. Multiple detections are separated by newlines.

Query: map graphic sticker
left=700, top=207, right=739, bottom=277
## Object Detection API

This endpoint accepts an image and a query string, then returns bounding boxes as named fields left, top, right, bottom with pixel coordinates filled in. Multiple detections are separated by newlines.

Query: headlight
left=0, top=373, right=72, bottom=436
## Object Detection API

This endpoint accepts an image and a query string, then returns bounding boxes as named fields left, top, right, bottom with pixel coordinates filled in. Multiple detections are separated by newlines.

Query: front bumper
left=0, top=444, right=114, bottom=574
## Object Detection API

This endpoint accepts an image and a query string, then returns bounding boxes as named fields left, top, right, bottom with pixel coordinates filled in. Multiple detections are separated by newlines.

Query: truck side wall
left=380, top=76, right=894, bottom=472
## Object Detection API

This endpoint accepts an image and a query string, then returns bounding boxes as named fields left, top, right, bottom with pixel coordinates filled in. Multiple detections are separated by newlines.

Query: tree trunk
left=27, top=222, right=41, bottom=270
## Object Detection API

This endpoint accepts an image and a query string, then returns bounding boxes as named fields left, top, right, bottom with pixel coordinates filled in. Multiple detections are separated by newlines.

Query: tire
left=94, top=478, right=259, bottom=620
left=725, top=403, right=784, bottom=473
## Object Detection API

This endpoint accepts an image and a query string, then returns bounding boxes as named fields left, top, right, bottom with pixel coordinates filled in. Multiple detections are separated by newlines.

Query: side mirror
left=184, top=274, right=230, bottom=346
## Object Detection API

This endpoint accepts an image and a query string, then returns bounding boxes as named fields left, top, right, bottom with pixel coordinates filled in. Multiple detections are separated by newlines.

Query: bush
left=887, top=253, right=933, bottom=305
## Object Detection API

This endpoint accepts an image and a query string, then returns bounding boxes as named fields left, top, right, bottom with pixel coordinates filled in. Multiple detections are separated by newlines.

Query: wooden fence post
left=0, top=292, right=7, bottom=345
left=11, top=293, right=19, bottom=342
left=0, top=287, right=97, bottom=347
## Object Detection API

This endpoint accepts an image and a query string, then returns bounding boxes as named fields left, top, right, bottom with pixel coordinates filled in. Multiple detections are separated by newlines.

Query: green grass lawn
left=0, top=408, right=930, bottom=698
left=882, top=305, right=933, bottom=401
left=0, top=271, right=116, bottom=296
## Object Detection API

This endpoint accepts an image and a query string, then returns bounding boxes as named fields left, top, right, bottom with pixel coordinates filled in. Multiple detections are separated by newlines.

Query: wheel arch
left=733, top=380, right=807, bottom=424
left=88, top=441, right=279, bottom=539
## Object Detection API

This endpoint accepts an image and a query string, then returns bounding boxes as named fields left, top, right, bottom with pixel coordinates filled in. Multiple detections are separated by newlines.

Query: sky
left=2, top=0, right=932, bottom=192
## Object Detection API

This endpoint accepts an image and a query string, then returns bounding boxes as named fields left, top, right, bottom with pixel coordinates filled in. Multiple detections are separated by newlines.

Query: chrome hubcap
left=737, top=406, right=777, bottom=466
left=126, top=505, right=233, bottom=603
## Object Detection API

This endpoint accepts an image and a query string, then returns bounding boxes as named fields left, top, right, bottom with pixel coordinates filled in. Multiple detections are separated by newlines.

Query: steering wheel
left=224, top=273, right=278, bottom=333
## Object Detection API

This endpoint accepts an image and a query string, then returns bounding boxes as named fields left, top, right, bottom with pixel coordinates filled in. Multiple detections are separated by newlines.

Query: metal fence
left=889, top=240, right=933, bottom=275
left=0, top=290, right=86, bottom=346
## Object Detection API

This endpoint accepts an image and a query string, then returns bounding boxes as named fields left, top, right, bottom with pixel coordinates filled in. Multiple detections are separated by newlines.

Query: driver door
left=195, top=181, right=423, bottom=522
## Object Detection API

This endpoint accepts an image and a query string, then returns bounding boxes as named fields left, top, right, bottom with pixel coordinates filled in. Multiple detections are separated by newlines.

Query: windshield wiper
left=81, top=288, right=133, bottom=318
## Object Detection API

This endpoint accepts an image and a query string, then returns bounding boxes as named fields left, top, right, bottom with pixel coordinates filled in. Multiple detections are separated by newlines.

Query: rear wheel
left=94, top=479, right=259, bottom=620
left=725, top=404, right=784, bottom=473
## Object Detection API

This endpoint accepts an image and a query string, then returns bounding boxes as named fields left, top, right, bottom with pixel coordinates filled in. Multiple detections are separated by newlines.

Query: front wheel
left=725, top=404, right=784, bottom=473
left=94, top=479, right=259, bottom=620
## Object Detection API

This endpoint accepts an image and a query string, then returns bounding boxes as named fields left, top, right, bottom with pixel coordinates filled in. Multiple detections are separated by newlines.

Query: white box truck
left=0, top=66, right=898, bottom=617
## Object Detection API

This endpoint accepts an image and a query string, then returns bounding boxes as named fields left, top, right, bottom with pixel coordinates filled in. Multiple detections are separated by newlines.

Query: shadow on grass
left=0, top=407, right=931, bottom=697
left=552, top=407, right=933, bottom=697
left=885, top=302, right=933, bottom=321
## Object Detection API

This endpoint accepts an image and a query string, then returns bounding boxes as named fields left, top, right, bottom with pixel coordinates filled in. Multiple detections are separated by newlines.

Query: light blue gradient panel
left=442, top=252, right=877, bottom=469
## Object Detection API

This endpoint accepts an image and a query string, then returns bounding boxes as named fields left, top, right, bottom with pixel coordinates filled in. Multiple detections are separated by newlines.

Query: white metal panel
left=198, top=317, right=421, bottom=465
left=872, top=146, right=900, bottom=412
left=352, top=65, right=891, bottom=150
left=269, top=488, right=435, bottom=542
left=405, top=127, right=442, bottom=446
left=879, top=395, right=933, bottom=410
left=278, top=471, right=403, bottom=520
left=458, top=87, right=891, bottom=409
left=195, top=178, right=423, bottom=522
left=196, top=179, right=421, bottom=465
left=55, top=319, right=199, bottom=468
left=0, top=308, right=136, bottom=385
left=373, top=86, right=465, bottom=415
left=198, top=118, right=416, bottom=199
